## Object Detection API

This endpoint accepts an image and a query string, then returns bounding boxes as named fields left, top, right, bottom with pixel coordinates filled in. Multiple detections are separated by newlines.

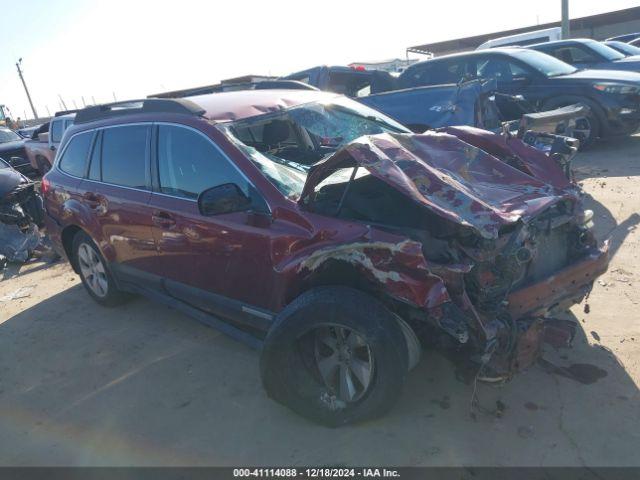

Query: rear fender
left=57, top=197, right=113, bottom=262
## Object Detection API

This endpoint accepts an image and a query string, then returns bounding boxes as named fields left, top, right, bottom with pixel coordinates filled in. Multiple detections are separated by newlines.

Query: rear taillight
left=40, top=177, right=50, bottom=195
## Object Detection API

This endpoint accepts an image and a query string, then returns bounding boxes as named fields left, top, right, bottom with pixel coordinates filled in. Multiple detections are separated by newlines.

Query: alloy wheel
left=312, top=325, right=374, bottom=403
left=77, top=243, right=108, bottom=298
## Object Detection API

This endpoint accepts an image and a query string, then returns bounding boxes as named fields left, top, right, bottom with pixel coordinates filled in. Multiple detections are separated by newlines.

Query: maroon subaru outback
left=42, top=90, right=608, bottom=426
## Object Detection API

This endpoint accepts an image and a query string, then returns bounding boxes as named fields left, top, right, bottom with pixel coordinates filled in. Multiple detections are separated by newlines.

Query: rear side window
left=58, top=131, right=93, bottom=177
left=157, top=125, right=246, bottom=199
left=101, top=125, right=149, bottom=189
left=50, top=120, right=64, bottom=143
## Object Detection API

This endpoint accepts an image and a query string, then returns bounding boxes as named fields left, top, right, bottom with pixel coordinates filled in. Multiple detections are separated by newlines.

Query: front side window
left=157, top=125, right=247, bottom=199
left=101, top=125, right=149, bottom=189
left=477, top=57, right=532, bottom=82
left=58, top=131, right=93, bottom=177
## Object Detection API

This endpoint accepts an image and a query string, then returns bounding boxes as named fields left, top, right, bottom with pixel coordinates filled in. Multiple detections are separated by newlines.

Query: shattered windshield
left=222, top=97, right=410, bottom=200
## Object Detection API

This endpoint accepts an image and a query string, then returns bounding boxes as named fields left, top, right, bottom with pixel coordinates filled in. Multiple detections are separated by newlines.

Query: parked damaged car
left=0, top=157, right=44, bottom=263
left=43, top=92, right=608, bottom=426
left=283, top=65, right=586, bottom=151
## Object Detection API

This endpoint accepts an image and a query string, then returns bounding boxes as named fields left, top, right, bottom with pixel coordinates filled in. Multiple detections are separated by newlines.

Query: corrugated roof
left=407, top=6, right=640, bottom=56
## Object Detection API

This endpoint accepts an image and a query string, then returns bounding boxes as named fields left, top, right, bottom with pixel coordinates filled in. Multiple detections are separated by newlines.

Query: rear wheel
left=260, top=287, right=409, bottom=426
left=72, top=231, right=129, bottom=307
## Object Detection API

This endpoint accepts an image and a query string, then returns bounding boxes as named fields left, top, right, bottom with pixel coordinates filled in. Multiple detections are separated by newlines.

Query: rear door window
left=101, top=125, right=150, bottom=189
left=50, top=120, right=64, bottom=143
left=157, top=125, right=248, bottom=199
left=58, top=131, right=93, bottom=177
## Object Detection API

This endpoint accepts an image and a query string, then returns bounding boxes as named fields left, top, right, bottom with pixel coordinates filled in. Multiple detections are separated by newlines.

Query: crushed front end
left=301, top=127, right=609, bottom=378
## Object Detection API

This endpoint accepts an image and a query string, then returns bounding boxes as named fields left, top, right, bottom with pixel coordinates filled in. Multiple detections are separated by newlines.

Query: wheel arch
left=290, top=258, right=398, bottom=311
left=541, top=95, right=606, bottom=129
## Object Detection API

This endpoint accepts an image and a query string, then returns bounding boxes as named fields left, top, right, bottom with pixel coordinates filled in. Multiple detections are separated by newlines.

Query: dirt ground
left=1, top=136, right=639, bottom=467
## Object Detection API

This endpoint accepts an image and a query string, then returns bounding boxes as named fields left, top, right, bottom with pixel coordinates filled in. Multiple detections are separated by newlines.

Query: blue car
left=529, top=39, right=640, bottom=73
left=396, top=48, right=640, bottom=146
left=604, top=40, right=640, bottom=57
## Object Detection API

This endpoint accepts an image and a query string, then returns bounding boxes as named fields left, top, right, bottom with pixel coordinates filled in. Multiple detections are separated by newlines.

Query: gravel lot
left=0, top=135, right=639, bottom=467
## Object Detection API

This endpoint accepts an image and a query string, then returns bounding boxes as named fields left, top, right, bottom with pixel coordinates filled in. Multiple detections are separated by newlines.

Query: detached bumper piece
left=507, top=241, right=609, bottom=319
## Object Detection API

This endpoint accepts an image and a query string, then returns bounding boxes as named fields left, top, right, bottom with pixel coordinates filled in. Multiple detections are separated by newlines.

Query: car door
left=474, top=55, right=540, bottom=120
left=78, top=123, right=159, bottom=288
left=148, top=123, right=278, bottom=323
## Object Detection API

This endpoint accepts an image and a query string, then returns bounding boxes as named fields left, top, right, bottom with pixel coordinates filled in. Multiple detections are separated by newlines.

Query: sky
left=1, top=0, right=639, bottom=120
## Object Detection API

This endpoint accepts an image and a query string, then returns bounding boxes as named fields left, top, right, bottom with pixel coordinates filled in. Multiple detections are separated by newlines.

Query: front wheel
left=260, top=287, right=409, bottom=426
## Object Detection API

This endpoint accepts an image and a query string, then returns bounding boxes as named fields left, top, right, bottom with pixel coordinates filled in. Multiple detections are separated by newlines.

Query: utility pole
left=561, top=0, right=570, bottom=39
left=16, top=58, right=38, bottom=120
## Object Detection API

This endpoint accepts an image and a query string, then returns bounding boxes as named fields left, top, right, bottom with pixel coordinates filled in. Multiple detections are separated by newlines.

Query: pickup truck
left=23, top=112, right=75, bottom=175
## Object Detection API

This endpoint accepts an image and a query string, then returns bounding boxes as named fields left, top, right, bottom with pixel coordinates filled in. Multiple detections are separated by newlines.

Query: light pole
left=15, top=58, right=38, bottom=120
left=561, top=0, right=570, bottom=39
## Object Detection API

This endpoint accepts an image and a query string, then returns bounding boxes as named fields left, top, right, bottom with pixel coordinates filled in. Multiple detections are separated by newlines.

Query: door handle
left=152, top=211, right=176, bottom=228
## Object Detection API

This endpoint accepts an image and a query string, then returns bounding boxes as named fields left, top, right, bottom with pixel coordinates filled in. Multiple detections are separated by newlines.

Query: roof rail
left=74, top=98, right=206, bottom=124
left=149, top=80, right=318, bottom=99
left=253, top=80, right=318, bottom=91
left=54, top=109, right=79, bottom=117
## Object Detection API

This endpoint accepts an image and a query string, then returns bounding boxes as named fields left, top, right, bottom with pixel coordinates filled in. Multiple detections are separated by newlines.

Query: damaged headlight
left=593, top=83, right=640, bottom=95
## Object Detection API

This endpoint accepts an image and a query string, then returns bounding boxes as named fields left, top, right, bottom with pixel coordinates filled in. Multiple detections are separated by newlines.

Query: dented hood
left=302, top=131, right=576, bottom=239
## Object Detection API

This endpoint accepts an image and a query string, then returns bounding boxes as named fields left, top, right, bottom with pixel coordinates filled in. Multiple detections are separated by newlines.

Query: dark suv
left=398, top=47, right=640, bottom=146
left=43, top=91, right=608, bottom=425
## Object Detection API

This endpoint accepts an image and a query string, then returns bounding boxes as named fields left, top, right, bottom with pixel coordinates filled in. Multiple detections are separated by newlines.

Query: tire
left=72, top=231, right=129, bottom=307
left=542, top=97, right=602, bottom=149
left=260, top=286, right=409, bottom=427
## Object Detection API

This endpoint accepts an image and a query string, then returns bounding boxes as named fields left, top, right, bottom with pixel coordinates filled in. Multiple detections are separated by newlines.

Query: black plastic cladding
left=74, top=98, right=206, bottom=124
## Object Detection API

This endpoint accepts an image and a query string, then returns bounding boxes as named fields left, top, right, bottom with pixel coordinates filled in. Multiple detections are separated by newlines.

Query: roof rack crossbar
left=74, top=98, right=206, bottom=124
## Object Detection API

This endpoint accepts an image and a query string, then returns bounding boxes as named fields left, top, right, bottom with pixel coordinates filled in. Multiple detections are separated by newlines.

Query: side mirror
left=197, top=183, right=252, bottom=216
left=37, top=132, right=49, bottom=142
